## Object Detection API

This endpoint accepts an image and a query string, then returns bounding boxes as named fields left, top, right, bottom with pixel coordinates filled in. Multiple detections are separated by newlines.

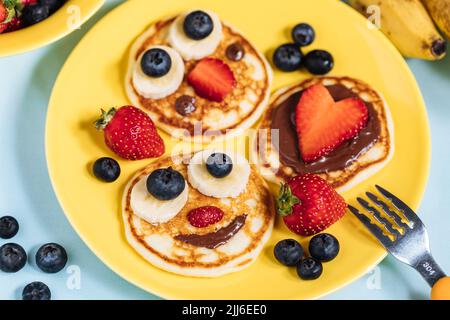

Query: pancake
left=125, top=12, right=273, bottom=143
left=252, top=76, right=394, bottom=192
left=122, top=153, right=275, bottom=277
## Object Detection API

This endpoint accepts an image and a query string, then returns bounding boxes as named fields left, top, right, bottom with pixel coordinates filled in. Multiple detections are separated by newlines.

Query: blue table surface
left=1, top=0, right=450, bottom=300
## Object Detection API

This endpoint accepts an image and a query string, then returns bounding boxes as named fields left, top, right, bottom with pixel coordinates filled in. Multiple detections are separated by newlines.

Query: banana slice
left=132, top=45, right=185, bottom=99
left=188, top=150, right=250, bottom=198
left=130, top=175, right=189, bottom=224
left=168, top=10, right=223, bottom=60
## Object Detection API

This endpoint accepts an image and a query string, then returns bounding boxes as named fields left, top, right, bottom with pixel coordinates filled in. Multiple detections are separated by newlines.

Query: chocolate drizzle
left=270, top=85, right=381, bottom=173
left=175, top=215, right=247, bottom=249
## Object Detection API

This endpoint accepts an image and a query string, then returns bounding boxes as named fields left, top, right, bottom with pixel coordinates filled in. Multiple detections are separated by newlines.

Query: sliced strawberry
left=295, top=84, right=368, bottom=162
left=188, top=206, right=224, bottom=228
left=187, top=58, right=236, bottom=102
left=277, top=174, right=347, bottom=236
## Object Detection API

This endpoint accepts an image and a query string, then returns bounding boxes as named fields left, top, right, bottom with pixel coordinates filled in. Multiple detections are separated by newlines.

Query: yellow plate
left=0, top=0, right=104, bottom=57
left=46, top=0, right=430, bottom=299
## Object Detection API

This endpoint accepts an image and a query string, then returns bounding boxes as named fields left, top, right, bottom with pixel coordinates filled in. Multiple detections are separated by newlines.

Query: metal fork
left=348, top=185, right=450, bottom=300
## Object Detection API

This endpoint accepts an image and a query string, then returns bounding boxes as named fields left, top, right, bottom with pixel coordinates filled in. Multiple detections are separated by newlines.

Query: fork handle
left=414, top=254, right=446, bottom=287
left=414, top=254, right=450, bottom=300
left=431, top=277, right=450, bottom=300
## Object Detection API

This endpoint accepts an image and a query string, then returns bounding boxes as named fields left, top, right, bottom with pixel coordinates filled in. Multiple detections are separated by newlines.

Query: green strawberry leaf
left=276, top=183, right=300, bottom=216
left=1, top=0, right=19, bottom=24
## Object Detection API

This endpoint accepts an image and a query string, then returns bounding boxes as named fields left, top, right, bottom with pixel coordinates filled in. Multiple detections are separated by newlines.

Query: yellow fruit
left=422, top=0, right=450, bottom=39
left=349, top=0, right=447, bottom=60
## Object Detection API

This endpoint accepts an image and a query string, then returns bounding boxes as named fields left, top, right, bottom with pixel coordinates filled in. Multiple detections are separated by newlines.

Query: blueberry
left=39, top=0, right=65, bottom=14
left=206, top=153, right=233, bottom=178
left=303, top=49, right=334, bottom=75
left=147, top=167, right=185, bottom=201
left=22, top=4, right=50, bottom=26
left=273, top=44, right=303, bottom=72
left=93, top=157, right=121, bottom=182
left=292, top=23, right=315, bottom=47
left=0, top=216, right=19, bottom=239
left=309, top=233, right=340, bottom=262
left=274, top=239, right=303, bottom=266
left=0, top=243, right=27, bottom=273
left=141, top=48, right=172, bottom=78
left=22, top=281, right=51, bottom=300
left=183, top=10, right=214, bottom=40
left=296, top=257, right=323, bottom=280
left=36, top=243, right=67, bottom=273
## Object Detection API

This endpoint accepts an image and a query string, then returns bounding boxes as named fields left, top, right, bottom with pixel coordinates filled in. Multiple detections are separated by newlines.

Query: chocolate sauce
left=175, top=215, right=247, bottom=249
left=270, top=85, right=381, bottom=173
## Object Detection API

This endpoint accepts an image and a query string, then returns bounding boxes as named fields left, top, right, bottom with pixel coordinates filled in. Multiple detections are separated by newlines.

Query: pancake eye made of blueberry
left=133, top=45, right=185, bottom=100
left=130, top=167, right=189, bottom=225
left=168, top=10, right=223, bottom=60
left=188, top=150, right=250, bottom=198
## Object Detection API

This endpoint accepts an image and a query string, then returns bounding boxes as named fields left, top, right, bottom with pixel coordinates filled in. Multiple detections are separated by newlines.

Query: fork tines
left=348, top=185, right=422, bottom=247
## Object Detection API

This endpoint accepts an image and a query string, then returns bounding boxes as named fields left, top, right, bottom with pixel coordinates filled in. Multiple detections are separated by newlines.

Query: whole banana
left=422, top=0, right=450, bottom=39
left=348, top=0, right=447, bottom=60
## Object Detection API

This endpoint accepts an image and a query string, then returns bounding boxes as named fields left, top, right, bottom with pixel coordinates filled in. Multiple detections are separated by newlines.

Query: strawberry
left=187, top=58, right=236, bottom=102
left=0, top=0, right=18, bottom=33
left=277, top=174, right=347, bottom=236
left=188, top=206, right=224, bottom=228
left=20, top=0, right=38, bottom=5
left=295, top=84, right=368, bottom=162
left=5, top=16, right=21, bottom=31
left=95, top=106, right=165, bottom=160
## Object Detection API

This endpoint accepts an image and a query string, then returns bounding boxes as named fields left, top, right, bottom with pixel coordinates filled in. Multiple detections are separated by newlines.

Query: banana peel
left=422, top=0, right=450, bottom=40
left=349, top=0, right=447, bottom=60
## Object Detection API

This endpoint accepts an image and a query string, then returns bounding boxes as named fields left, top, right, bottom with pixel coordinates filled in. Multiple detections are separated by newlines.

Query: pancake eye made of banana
left=188, top=150, right=250, bottom=198
left=168, top=10, right=223, bottom=60
left=132, top=45, right=185, bottom=100
left=131, top=167, right=188, bottom=224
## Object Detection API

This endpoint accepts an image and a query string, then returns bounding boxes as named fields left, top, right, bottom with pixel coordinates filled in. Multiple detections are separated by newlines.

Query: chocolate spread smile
left=271, top=84, right=381, bottom=173
left=175, top=215, right=247, bottom=249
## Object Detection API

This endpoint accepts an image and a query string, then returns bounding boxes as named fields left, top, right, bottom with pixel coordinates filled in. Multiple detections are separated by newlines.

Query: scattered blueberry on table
left=0, top=216, right=19, bottom=239
left=0, top=213, right=69, bottom=299
left=36, top=243, right=68, bottom=273
left=22, top=281, right=51, bottom=300
left=0, top=243, right=27, bottom=273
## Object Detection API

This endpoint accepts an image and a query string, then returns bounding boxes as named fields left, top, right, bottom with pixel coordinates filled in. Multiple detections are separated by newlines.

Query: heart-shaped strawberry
left=295, top=84, right=369, bottom=162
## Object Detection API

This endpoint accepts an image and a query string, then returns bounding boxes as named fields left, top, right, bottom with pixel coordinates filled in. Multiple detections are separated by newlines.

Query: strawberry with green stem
left=277, top=174, right=347, bottom=236
left=95, top=106, right=165, bottom=160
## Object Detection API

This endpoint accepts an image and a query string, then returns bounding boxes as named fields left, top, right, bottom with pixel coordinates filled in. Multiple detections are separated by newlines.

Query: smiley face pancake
left=122, top=150, right=275, bottom=277
left=125, top=9, right=273, bottom=142
left=253, top=76, right=394, bottom=192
